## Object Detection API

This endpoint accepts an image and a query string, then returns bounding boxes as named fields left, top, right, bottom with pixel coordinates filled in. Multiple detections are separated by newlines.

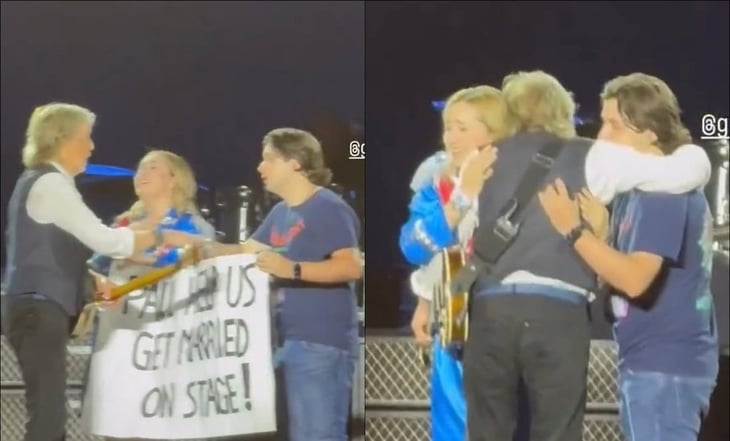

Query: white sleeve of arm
left=409, top=268, right=434, bottom=301
left=585, top=141, right=712, bottom=205
left=26, top=173, right=135, bottom=258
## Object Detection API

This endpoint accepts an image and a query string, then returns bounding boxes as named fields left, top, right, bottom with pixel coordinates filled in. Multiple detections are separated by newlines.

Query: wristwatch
left=293, top=263, right=302, bottom=280
left=564, top=224, right=587, bottom=246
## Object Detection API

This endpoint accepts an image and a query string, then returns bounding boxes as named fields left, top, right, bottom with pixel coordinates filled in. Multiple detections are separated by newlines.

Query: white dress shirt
left=26, top=162, right=135, bottom=258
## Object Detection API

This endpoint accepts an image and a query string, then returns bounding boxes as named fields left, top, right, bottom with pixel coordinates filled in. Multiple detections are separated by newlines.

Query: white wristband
left=450, top=187, right=474, bottom=212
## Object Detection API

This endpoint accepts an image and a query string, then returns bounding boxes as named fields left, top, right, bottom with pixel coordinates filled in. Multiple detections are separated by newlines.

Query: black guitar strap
left=451, top=138, right=565, bottom=296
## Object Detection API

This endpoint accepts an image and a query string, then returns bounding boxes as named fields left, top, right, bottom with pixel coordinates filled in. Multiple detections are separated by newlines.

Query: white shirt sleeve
left=409, top=269, right=434, bottom=301
left=26, top=173, right=135, bottom=258
left=585, top=141, right=711, bottom=205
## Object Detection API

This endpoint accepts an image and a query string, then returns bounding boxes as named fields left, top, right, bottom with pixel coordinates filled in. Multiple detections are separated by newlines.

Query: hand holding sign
left=255, top=250, right=294, bottom=278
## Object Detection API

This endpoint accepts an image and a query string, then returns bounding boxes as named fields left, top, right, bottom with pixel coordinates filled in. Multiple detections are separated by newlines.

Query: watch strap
left=564, top=224, right=586, bottom=246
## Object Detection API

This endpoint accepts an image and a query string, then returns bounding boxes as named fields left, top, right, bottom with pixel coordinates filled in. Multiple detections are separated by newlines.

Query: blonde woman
left=81, top=150, right=215, bottom=441
left=399, top=85, right=515, bottom=441
left=1, top=104, right=199, bottom=441
left=87, top=149, right=215, bottom=276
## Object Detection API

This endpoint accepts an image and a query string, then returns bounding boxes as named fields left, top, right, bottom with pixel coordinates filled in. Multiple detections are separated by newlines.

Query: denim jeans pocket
left=290, top=340, right=349, bottom=361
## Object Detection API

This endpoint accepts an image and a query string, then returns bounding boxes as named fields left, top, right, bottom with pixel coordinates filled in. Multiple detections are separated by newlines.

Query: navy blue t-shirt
left=610, top=190, right=719, bottom=378
left=252, top=188, right=360, bottom=351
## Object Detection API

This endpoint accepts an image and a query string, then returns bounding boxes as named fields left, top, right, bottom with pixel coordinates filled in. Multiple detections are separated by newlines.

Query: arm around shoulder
left=585, top=141, right=711, bottom=204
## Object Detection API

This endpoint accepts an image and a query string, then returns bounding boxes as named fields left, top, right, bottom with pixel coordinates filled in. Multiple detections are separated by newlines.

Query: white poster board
left=81, top=254, right=276, bottom=439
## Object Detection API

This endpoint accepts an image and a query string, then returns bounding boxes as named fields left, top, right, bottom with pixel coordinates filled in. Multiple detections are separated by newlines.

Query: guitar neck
left=107, top=265, right=180, bottom=300
left=106, top=246, right=199, bottom=301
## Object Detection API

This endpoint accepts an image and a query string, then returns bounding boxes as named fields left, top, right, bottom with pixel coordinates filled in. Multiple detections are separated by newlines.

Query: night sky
left=1, top=1, right=364, bottom=256
left=364, top=1, right=728, bottom=325
left=366, top=1, right=730, bottom=267
left=2, top=2, right=729, bottom=327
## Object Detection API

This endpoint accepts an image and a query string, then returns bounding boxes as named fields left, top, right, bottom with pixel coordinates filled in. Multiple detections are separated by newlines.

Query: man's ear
left=289, top=158, right=303, bottom=172
left=643, top=129, right=659, bottom=146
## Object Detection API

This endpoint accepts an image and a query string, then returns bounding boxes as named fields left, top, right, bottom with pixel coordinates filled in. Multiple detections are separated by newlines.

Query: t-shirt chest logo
left=270, top=218, right=305, bottom=248
left=614, top=198, right=636, bottom=249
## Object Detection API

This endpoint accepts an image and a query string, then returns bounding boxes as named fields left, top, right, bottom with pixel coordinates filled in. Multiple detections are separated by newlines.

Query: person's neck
left=638, top=143, right=664, bottom=156
left=276, top=178, right=320, bottom=207
left=51, top=158, right=79, bottom=177
left=142, top=198, right=175, bottom=222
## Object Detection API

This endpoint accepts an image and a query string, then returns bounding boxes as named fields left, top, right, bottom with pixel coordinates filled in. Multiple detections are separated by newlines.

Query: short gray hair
left=22, top=103, right=96, bottom=168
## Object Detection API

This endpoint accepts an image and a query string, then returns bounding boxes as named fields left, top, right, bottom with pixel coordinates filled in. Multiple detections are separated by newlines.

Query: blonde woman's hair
left=443, top=85, right=517, bottom=142
left=502, top=70, right=576, bottom=138
left=121, top=150, right=200, bottom=221
left=22, top=103, right=96, bottom=168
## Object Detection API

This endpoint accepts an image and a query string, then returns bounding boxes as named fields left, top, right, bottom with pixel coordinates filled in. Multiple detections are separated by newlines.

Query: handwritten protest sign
left=81, top=254, right=276, bottom=439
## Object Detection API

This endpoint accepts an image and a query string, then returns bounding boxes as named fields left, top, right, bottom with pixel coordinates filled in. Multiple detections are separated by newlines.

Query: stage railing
left=363, top=331, right=623, bottom=441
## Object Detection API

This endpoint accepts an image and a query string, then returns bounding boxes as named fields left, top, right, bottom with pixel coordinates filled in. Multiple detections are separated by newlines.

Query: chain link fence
left=365, top=335, right=619, bottom=411
left=1, top=335, right=92, bottom=387
left=364, top=335, right=623, bottom=441
left=0, top=389, right=99, bottom=441
left=2, top=334, right=619, bottom=440
left=365, top=411, right=624, bottom=441
left=1, top=320, right=366, bottom=440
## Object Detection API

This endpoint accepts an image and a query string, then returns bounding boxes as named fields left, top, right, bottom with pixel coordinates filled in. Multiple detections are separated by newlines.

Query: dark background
left=364, top=1, right=730, bottom=327
left=1, top=3, right=364, bottom=439
left=1, top=1, right=365, bottom=268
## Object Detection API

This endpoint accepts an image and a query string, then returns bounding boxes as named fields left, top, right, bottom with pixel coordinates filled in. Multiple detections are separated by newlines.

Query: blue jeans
left=619, top=368, right=716, bottom=441
left=276, top=339, right=357, bottom=441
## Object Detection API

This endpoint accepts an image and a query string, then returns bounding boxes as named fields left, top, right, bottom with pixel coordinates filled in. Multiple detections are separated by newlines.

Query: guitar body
left=433, top=247, right=469, bottom=358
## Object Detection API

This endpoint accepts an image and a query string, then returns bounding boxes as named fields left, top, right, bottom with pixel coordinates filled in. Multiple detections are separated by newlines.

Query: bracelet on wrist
left=450, top=187, right=474, bottom=213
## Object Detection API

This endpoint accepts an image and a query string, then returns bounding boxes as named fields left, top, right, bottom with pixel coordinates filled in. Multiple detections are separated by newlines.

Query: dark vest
left=473, top=131, right=598, bottom=293
left=4, top=165, right=92, bottom=316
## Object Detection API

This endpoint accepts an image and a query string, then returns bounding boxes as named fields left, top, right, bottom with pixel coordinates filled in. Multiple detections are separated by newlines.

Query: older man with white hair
left=1, top=103, right=200, bottom=441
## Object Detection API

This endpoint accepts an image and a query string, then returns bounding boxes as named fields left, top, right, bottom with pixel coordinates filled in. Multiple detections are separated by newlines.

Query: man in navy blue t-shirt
left=609, top=189, right=718, bottom=435
left=214, top=128, right=362, bottom=441
left=539, top=73, right=718, bottom=441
